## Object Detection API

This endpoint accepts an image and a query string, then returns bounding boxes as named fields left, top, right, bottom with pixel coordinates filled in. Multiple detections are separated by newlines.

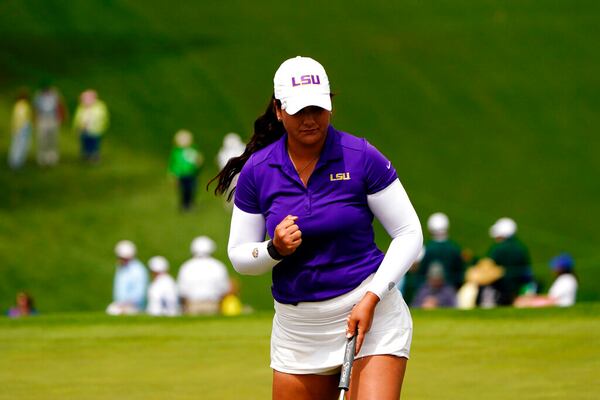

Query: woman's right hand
left=273, top=215, right=302, bottom=256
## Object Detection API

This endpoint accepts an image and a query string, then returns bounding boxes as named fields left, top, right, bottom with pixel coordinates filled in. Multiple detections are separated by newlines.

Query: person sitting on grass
left=411, top=263, right=457, bottom=309
left=416, top=212, right=465, bottom=292
left=220, top=277, right=244, bottom=317
left=146, top=256, right=180, bottom=317
left=7, top=292, right=37, bottom=318
left=457, top=258, right=509, bottom=309
left=514, top=253, right=578, bottom=308
left=106, top=240, right=149, bottom=315
left=177, top=236, right=230, bottom=315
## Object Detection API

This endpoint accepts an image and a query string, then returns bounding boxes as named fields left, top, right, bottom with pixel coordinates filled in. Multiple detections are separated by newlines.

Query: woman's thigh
left=273, top=370, right=340, bottom=400
left=348, top=355, right=407, bottom=400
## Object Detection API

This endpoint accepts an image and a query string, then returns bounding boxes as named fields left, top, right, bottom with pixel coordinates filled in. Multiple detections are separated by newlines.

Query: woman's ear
left=273, top=100, right=283, bottom=121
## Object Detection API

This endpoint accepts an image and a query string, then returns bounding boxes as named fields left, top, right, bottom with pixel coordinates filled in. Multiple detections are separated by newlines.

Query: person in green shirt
left=416, top=212, right=465, bottom=292
left=169, top=130, right=203, bottom=211
left=487, top=217, right=533, bottom=303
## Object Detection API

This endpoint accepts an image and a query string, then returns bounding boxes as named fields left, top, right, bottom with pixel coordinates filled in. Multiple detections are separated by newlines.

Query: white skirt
left=271, top=274, right=413, bottom=375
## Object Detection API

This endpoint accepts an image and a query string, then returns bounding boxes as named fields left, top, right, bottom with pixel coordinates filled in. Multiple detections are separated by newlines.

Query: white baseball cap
left=427, top=212, right=449, bottom=235
left=115, top=240, right=136, bottom=259
left=489, top=217, right=517, bottom=238
left=191, top=236, right=216, bottom=257
left=148, top=256, right=169, bottom=273
left=274, top=56, right=332, bottom=115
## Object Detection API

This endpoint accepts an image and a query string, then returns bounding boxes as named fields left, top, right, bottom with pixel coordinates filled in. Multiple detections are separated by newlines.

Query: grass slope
left=1, top=1, right=599, bottom=311
left=1, top=305, right=599, bottom=399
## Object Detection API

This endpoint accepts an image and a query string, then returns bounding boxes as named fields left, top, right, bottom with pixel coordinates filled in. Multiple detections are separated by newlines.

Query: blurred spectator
left=8, top=90, right=33, bottom=170
left=177, top=236, right=230, bottom=315
left=33, top=81, right=66, bottom=166
left=146, top=256, right=180, bottom=316
left=514, top=253, right=578, bottom=308
left=216, top=132, right=246, bottom=204
left=220, top=277, right=244, bottom=317
left=411, top=263, right=457, bottom=309
left=487, top=218, right=534, bottom=303
left=106, top=240, right=149, bottom=315
left=399, top=247, right=423, bottom=304
left=416, top=212, right=465, bottom=291
left=458, top=258, right=509, bottom=309
left=169, top=130, right=203, bottom=211
left=7, top=291, right=37, bottom=317
left=73, top=89, right=109, bottom=163
left=217, top=132, right=245, bottom=169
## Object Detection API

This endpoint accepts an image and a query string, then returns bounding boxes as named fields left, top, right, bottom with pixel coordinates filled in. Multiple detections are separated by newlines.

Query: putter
left=338, top=332, right=357, bottom=400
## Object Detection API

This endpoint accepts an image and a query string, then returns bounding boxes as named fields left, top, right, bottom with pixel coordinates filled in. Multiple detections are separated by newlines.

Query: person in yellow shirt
left=72, top=89, right=109, bottom=162
left=8, top=90, right=33, bottom=170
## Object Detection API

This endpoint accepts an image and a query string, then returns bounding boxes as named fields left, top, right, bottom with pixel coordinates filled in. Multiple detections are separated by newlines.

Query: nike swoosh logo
left=386, top=161, right=391, bottom=169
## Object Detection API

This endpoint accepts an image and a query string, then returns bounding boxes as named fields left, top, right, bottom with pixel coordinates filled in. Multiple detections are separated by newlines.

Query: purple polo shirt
left=235, top=125, right=397, bottom=304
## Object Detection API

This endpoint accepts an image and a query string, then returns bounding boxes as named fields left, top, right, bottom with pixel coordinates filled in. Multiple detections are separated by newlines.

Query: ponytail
left=209, top=96, right=284, bottom=201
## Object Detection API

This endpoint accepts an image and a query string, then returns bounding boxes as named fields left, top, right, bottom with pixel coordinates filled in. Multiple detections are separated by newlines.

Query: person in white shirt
left=214, top=133, right=246, bottom=206
left=146, top=256, right=180, bottom=316
left=177, top=236, right=231, bottom=315
left=217, top=133, right=246, bottom=170
left=514, top=253, right=578, bottom=308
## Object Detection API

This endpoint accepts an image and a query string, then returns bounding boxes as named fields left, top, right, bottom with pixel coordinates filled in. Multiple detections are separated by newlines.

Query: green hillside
left=1, top=1, right=599, bottom=312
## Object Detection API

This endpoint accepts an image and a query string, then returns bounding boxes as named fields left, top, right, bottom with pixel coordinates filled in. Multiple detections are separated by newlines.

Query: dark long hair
left=209, top=96, right=284, bottom=201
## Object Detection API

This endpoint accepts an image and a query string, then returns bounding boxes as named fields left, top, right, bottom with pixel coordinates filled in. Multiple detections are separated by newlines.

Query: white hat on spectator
left=223, top=132, right=242, bottom=148
left=115, top=240, right=136, bottom=259
left=148, top=256, right=169, bottom=273
left=191, top=236, right=216, bottom=257
left=489, top=218, right=517, bottom=239
left=427, top=212, right=449, bottom=236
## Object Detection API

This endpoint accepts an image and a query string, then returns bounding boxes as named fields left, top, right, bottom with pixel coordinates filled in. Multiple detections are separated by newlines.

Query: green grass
left=1, top=305, right=599, bottom=399
left=1, top=0, right=599, bottom=312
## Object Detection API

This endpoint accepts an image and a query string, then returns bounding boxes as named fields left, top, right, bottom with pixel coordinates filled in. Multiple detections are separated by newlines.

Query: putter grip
left=338, top=334, right=357, bottom=391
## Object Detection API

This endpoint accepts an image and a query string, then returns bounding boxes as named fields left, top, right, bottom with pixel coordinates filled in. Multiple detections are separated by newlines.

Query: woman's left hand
left=346, top=291, right=380, bottom=355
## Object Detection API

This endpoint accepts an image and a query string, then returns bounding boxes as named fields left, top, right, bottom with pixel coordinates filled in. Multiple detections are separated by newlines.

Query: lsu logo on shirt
left=330, top=172, right=351, bottom=181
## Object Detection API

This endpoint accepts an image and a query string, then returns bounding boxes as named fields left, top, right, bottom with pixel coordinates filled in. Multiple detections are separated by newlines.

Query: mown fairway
left=1, top=1, right=599, bottom=312
left=1, top=305, right=598, bottom=400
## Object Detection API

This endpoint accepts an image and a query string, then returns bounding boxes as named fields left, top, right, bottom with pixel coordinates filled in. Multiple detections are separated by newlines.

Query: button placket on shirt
left=304, top=159, right=332, bottom=215
left=304, top=164, right=324, bottom=215
left=304, top=188, right=312, bottom=214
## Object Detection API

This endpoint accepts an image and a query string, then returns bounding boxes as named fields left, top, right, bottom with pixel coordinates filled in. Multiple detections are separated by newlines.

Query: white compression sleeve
left=227, top=205, right=281, bottom=275
left=364, top=179, right=423, bottom=299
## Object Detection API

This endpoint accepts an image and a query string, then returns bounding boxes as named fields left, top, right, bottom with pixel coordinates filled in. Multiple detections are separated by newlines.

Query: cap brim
left=283, top=94, right=332, bottom=115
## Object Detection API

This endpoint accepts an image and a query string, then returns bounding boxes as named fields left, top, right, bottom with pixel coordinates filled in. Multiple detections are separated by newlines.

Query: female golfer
left=212, top=56, right=422, bottom=400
